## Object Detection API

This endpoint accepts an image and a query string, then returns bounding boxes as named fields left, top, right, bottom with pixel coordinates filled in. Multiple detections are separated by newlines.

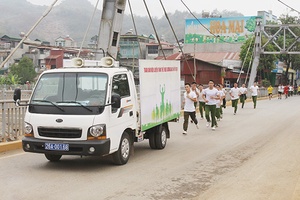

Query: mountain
left=0, top=0, right=244, bottom=45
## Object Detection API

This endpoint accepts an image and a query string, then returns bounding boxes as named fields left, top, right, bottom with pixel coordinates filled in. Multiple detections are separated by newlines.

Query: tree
left=240, top=36, right=276, bottom=82
left=276, top=15, right=300, bottom=85
left=9, top=56, right=36, bottom=84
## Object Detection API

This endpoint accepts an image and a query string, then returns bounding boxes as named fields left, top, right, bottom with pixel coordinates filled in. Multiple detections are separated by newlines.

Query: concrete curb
left=0, top=140, right=22, bottom=153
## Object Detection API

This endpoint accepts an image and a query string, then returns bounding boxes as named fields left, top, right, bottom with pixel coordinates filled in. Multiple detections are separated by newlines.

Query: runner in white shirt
left=215, top=84, right=224, bottom=121
left=183, top=83, right=198, bottom=135
left=250, top=82, right=259, bottom=109
left=278, top=84, right=284, bottom=99
left=197, top=84, right=205, bottom=120
left=202, top=80, right=220, bottom=130
left=239, top=83, right=248, bottom=108
left=229, top=82, right=240, bottom=115
left=219, top=84, right=226, bottom=118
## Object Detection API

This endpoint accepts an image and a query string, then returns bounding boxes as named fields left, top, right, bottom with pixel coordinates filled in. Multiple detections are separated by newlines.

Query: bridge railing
left=0, top=90, right=31, bottom=142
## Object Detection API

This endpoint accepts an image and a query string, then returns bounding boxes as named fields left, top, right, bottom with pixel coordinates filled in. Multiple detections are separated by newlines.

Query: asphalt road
left=1, top=96, right=300, bottom=200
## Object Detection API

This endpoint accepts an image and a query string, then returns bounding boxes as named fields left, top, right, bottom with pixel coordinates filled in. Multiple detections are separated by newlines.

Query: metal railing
left=0, top=90, right=31, bottom=142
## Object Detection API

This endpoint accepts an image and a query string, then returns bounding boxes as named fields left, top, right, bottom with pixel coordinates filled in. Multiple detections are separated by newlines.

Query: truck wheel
left=155, top=125, right=167, bottom=149
left=148, top=131, right=157, bottom=149
left=45, top=154, right=62, bottom=162
left=113, top=132, right=131, bottom=165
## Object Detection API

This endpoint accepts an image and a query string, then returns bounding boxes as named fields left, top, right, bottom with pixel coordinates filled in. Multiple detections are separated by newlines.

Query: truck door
left=109, top=73, right=136, bottom=151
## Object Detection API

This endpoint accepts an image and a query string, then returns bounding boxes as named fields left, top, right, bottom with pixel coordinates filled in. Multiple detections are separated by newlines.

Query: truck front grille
left=38, top=128, right=82, bottom=138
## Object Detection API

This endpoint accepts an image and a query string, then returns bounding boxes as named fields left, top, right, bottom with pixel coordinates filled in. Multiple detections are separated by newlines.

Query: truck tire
left=112, top=132, right=131, bottom=165
left=45, top=154, right=62, bottom=162
left=148, top=131, right=157, bottom=149
left=155, top=125, right=167, bottom=149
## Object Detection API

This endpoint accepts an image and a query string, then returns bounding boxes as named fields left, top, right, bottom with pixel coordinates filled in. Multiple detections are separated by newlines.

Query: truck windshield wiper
left=31, top=100, right=65, bottom=112
left=56, top=101, right=93, bottom=112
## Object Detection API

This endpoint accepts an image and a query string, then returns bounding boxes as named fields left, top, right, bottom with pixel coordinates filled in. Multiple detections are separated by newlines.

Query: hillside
left=0, top=0, right=243, bottom=45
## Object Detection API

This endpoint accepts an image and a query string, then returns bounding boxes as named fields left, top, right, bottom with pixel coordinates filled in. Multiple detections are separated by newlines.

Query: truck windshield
left=31, top=72, right=108, bottom=107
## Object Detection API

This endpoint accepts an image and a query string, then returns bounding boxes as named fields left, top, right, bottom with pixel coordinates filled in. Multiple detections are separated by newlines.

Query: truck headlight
left=89, top=125, right=105, bottom=137
left=24, top=122, right=33, bottom=134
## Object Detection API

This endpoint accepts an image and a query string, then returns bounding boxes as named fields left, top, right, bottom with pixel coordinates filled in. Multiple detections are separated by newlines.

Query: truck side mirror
left=14, top=88, right=21, bottom=102
left=111, top=94, right=121, bottom=109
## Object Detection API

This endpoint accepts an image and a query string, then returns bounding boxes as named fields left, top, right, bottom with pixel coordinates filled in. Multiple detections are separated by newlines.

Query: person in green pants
left=229, top=82, right=240, bottom=115
left=250, top=82, right=259, bottom=109
left=239, top=84, right=247, bottom=108
left=202, top=80, right=220, bottom=131
left=197, top=84, right=205, bottom=120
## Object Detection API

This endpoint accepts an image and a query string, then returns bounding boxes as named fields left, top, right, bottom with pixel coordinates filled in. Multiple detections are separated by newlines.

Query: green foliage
left=261, top=79, right=271, bottom=87
left=0, top=74, right=20, bottom=85
left=9, top=56, right=36, bottom=84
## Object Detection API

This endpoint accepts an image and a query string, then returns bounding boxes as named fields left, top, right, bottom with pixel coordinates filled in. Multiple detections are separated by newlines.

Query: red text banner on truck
left=139, top=60, right=181, bottom=132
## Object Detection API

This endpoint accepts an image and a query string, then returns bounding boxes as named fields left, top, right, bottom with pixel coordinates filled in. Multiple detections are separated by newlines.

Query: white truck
left=13, top=58, right=181, bottom=164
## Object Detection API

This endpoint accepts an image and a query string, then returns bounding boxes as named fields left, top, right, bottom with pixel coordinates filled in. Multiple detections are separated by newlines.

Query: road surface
left=1, top=96, right=300, bottom=200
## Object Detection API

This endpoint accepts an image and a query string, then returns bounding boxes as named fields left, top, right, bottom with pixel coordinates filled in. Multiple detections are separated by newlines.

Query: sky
left=26, top=0, right=299, bottom=18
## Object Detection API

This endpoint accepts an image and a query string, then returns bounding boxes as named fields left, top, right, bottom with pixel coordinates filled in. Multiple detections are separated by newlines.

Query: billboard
left=139, top=60, right=181, bottom=132
left=185, top=16, right=257, bottom=44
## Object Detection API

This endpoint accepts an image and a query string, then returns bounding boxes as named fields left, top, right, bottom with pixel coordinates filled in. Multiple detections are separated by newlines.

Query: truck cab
left=17, top=61, right=140, bottom=164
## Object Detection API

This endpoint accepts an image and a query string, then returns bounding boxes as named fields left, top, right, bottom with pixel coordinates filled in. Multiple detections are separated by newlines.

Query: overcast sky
left=27, top=0, right=298, bottom=18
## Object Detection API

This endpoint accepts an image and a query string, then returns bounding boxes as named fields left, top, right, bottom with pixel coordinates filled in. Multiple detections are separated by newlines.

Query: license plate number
left=45, top=143, right=69, bottom=151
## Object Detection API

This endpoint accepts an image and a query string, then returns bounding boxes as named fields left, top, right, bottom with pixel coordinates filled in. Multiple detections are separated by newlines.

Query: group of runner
left=277, top=84, right=300, bottom=99
left=182, top=80, right=259, bottom=134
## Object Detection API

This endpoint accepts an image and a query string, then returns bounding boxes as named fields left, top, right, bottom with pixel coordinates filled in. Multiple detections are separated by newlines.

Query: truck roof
left=41, top=67, right=130, bottom=75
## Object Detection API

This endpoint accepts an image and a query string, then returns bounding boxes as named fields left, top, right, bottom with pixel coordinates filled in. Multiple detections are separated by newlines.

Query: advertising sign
left=139, top=60, right=181, bottom=131
left=185, top=16, right=257, bottom=44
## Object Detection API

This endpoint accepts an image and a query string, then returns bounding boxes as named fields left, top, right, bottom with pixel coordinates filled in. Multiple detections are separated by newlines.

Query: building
left=119, top=31, right=154, bottom=69
left=257, top=10, right=278, bottom=25
left=55, top=35, right=77, bottom=48
left=161, top=52, right=247, bottom=86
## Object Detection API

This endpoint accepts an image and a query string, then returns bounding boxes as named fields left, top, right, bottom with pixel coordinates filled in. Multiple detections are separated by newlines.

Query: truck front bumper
left=22, top=137, right=110, bottom=156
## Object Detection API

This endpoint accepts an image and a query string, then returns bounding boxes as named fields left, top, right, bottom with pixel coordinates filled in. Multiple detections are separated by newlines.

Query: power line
left=278, top=0, right=300, bottom=15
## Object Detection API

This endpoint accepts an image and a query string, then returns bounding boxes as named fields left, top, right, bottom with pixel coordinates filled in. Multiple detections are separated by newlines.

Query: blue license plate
left=45, top=143, right=69, bottom=151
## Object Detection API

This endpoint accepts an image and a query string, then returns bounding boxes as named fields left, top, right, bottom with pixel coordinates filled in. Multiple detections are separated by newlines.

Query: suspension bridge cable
left=142, top=0, right=167, bottom=60
left=237, top=36, right=255, bottom=83
left=128, top=0, right=143, bottom=57
left=0, top=0, right=59, bottom=69
left=245, top=52, right=254, bottom=84
left=158, top=0, right=195, bottom=80
left=77, top=0, right=100, bottom=58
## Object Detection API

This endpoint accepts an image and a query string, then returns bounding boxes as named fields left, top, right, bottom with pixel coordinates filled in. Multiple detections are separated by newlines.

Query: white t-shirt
left=250, top=85, right=259, bottom=96
left=278, top=86, right=284, bottom=92
left=240, top=87, right=247, bottom=95
left=230, top=87, right=240, bottom=100
left=203, top=88, right=219, bottom=105
left=198, top=89, right=205, bottom=102
left=184, top=91, right=197, bottom=112
left=216, top=90, right=224, bottom=108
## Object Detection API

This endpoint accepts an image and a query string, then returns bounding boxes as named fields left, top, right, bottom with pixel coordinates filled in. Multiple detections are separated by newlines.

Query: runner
left=298, top=85, right=300, bottom=95
left=229, top=82, right=240, bottom=115
left=190, top=82, right=200, bottom=123
left=219, top=84, right=226, bottom=119
left=215, top=84, right=224, bottom=121
left=284, top=85, right=289, bottom=99
left=250, top=82, right=259, bottom=109
left=267, top=85, right=273, bottom=100
left=198, top=84, right=205, bottom=120
left=239, top=83, right=247, bottom=108
left=182, top=83, right=199, bottom=135
left=289, top=85, right=293, bottom=97
left=278, top=84, right=284, bottom=99
left=202, top=80, right=220, bottom=131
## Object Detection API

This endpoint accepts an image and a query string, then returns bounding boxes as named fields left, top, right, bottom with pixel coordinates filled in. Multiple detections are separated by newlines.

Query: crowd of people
left=182, top=80, right=263, bottom=134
